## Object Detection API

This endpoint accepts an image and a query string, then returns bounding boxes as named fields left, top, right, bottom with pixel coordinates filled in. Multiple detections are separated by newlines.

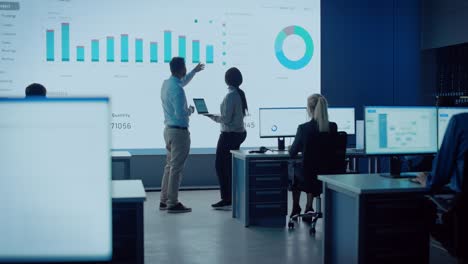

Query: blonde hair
left=307, top=94, right=330, bottom=132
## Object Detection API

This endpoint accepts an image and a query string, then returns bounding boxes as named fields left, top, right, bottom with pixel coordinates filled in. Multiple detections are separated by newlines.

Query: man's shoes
left=211, top=200, right=232, bottom=210
left=167, top=202, right=192, bottom=213
left=159, top=202, right=168, bottom=211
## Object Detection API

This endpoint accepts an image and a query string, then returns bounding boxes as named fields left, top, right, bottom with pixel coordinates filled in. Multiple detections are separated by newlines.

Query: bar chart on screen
left=0, top=0, right=320, bottom=150
left=45, top=23, right=215, bottom=64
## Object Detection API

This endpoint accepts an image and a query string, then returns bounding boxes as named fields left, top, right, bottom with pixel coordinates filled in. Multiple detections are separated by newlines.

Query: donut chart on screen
left=275, top=25, right=314, bottom=70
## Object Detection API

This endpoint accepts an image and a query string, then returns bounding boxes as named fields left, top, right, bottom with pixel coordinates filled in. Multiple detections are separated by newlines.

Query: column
left=150, top=42, right=158, bottom=63
left=121, top=34, right=129, bottom=62
left=192, top=40, right=200, bottom=63
left=91, top=39, right=99, bottom=62
left=178, top=35, right=186, bottom=59
left=76, top=46, right=84, bottom=62
left=46, top=30, right=54, bottom=61
left=206, top=45, right=214, bottom=64
left=164, top=30, right=172, bottom=63
left=61, top=23, right=70, bottom=61
left=135, top=38, right=143, bottom=63
left=106, top=36, right=114, bottom=62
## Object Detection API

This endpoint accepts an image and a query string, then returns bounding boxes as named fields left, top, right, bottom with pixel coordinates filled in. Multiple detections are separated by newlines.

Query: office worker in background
left=416, top=113, right=468, bottom=193
left=25, top=83, right=47, bottom=97
left=415, top=113, right=468, bottom=261
left=206, top=67, right=248, bottom=210
left=160, top=57, right=205, bottom=213
left=289, top=94, right=337, bottom=218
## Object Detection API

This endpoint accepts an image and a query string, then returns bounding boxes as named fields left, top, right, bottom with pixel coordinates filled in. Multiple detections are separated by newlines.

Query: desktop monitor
left=365, top=106, right=438, bottom=155
left=438, top=107, right=468, bottom=148
left=259, top=107, right=308, bottom=150
left=0, top=98, right=112, bottom=262
left=328, top=107, right=355, bottom=135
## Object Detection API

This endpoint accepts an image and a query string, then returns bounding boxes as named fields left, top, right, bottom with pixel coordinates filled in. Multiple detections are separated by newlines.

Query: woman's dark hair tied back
left=225, top=67, right=248, bottom=116
left=225, top=67, right=243, bottom=87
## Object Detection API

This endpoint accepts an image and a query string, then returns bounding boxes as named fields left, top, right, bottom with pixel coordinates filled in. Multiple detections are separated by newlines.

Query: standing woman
left=206, top=67, right=248, bottom=210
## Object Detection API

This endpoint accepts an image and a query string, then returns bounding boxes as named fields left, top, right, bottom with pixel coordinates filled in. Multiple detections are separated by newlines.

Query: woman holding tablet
left=206, top=67, right=248, bottom=210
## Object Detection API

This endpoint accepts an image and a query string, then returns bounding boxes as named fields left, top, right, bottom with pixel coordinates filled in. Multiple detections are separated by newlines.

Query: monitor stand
left=380, top=156, right=420, bottom=178
left=380, top=156, right=403, bottom=178
left=277, top=137, right=285, bottom=151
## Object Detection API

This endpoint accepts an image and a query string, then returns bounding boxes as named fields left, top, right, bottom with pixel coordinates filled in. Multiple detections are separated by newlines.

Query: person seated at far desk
left=289, top=94, right=337, bottom=218
left=25, top=83, right=47, bottom=97
left=415, top=113, right=468, bottom=193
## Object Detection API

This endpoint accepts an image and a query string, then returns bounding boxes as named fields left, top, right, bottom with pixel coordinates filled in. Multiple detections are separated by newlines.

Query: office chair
left=429, top=152, right=468, bottom=263
left=288, top=131, right=347, bottom=235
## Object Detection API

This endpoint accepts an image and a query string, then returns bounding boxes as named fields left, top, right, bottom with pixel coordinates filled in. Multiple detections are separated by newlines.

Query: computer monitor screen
left=259, top=107, right=308, bottom=138
left=365, top=106, right=437, bottom=155
left=438, top=107, right=468, bottom=148
left=0, top=98, right=112, bottom=262
left=328, top=107, right=355, bottom=134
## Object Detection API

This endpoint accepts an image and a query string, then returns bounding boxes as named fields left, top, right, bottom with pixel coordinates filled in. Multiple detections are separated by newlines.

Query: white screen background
left=0, top=100, right=112, bottom=262
left=0, top=0, right=320, bottom=150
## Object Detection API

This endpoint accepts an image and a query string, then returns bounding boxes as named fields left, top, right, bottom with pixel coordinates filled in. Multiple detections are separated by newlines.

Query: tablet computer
left=193, top=98, right=209, bottom=114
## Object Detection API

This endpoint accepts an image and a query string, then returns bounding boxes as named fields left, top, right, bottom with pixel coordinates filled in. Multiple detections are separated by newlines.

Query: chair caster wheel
left=288, top=222, right=295, bottom=229
left=309, top=227, right=316, bottom=235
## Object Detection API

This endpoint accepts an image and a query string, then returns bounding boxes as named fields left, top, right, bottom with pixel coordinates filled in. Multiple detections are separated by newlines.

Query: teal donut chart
left=275, top=25, right=314, bottom=70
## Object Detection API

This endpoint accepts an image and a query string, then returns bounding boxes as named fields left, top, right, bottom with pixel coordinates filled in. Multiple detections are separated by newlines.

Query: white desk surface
left=112, top=180, right=146, bottom=202
left=111, top=151, right=132, bottom=158
left=318, top=174, right=427, bottom=194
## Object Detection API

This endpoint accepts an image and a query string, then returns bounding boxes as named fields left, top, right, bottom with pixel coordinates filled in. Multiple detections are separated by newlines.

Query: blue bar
left=178, top=36, right=186, bottom=59
left=378, top=114, right=388, bottom=148
left=46, top=30, right=54, bottom=61
left=164, top=31, right=172, bottom=63
left=76, top=46, right=84, bottom=62
left=121, top=34, right=128, bottom=62
left=206, top=45, right=214, bottom=64
left=150, top=42, right=158, bottom=63
left=106, top=37, right=114, bottom=62
left=192, top=40, right=200, bottom=63
left=61, top=23, right=70, bottom=61
left=135, top=38, right=143, bottom=63
left=91, top=40, right=99, bottom=62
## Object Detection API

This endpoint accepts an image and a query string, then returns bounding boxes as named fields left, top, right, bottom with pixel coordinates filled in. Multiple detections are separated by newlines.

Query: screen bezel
left=328, top=106, right=356, bottom=135
left=259, top=107, right=307, bottom=138
left=364, top=106, right=438, bottom=155
left=437, top=107, right=468, bottom=148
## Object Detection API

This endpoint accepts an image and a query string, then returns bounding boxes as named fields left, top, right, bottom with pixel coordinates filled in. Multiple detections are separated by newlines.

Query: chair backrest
left=444, top=151, right=468, bottom=260
left=456, top=152, right=468, bottom=259
left=302, top=131, right=347, bottom=177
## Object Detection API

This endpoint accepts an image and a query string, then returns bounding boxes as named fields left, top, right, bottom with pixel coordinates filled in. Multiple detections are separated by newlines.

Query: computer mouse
left=259, top=146, right=268, bottom=153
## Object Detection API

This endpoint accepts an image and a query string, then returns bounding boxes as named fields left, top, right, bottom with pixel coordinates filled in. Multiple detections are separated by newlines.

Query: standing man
left=160, top=57, right=204, bottom=213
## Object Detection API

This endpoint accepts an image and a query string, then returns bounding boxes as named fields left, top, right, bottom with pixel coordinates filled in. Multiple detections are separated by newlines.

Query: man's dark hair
left=225, top=67, right=243, bottom=87
left=170, top=57, right=186, bottom=75
left=25, top=83, right=47, bottom=97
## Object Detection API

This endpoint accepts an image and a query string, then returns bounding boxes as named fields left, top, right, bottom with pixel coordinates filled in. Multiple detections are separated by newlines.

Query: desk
left=318, top=174, right=429, bottom=264
left=111, top=180, right=146, bottom=264
left=63, top=180, right=146, bottom=264
left=111, top=151, right=132, bottom=180
left=231, top=150, right=292, bottom=227
left=231, top=149, right=376, bottom=227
